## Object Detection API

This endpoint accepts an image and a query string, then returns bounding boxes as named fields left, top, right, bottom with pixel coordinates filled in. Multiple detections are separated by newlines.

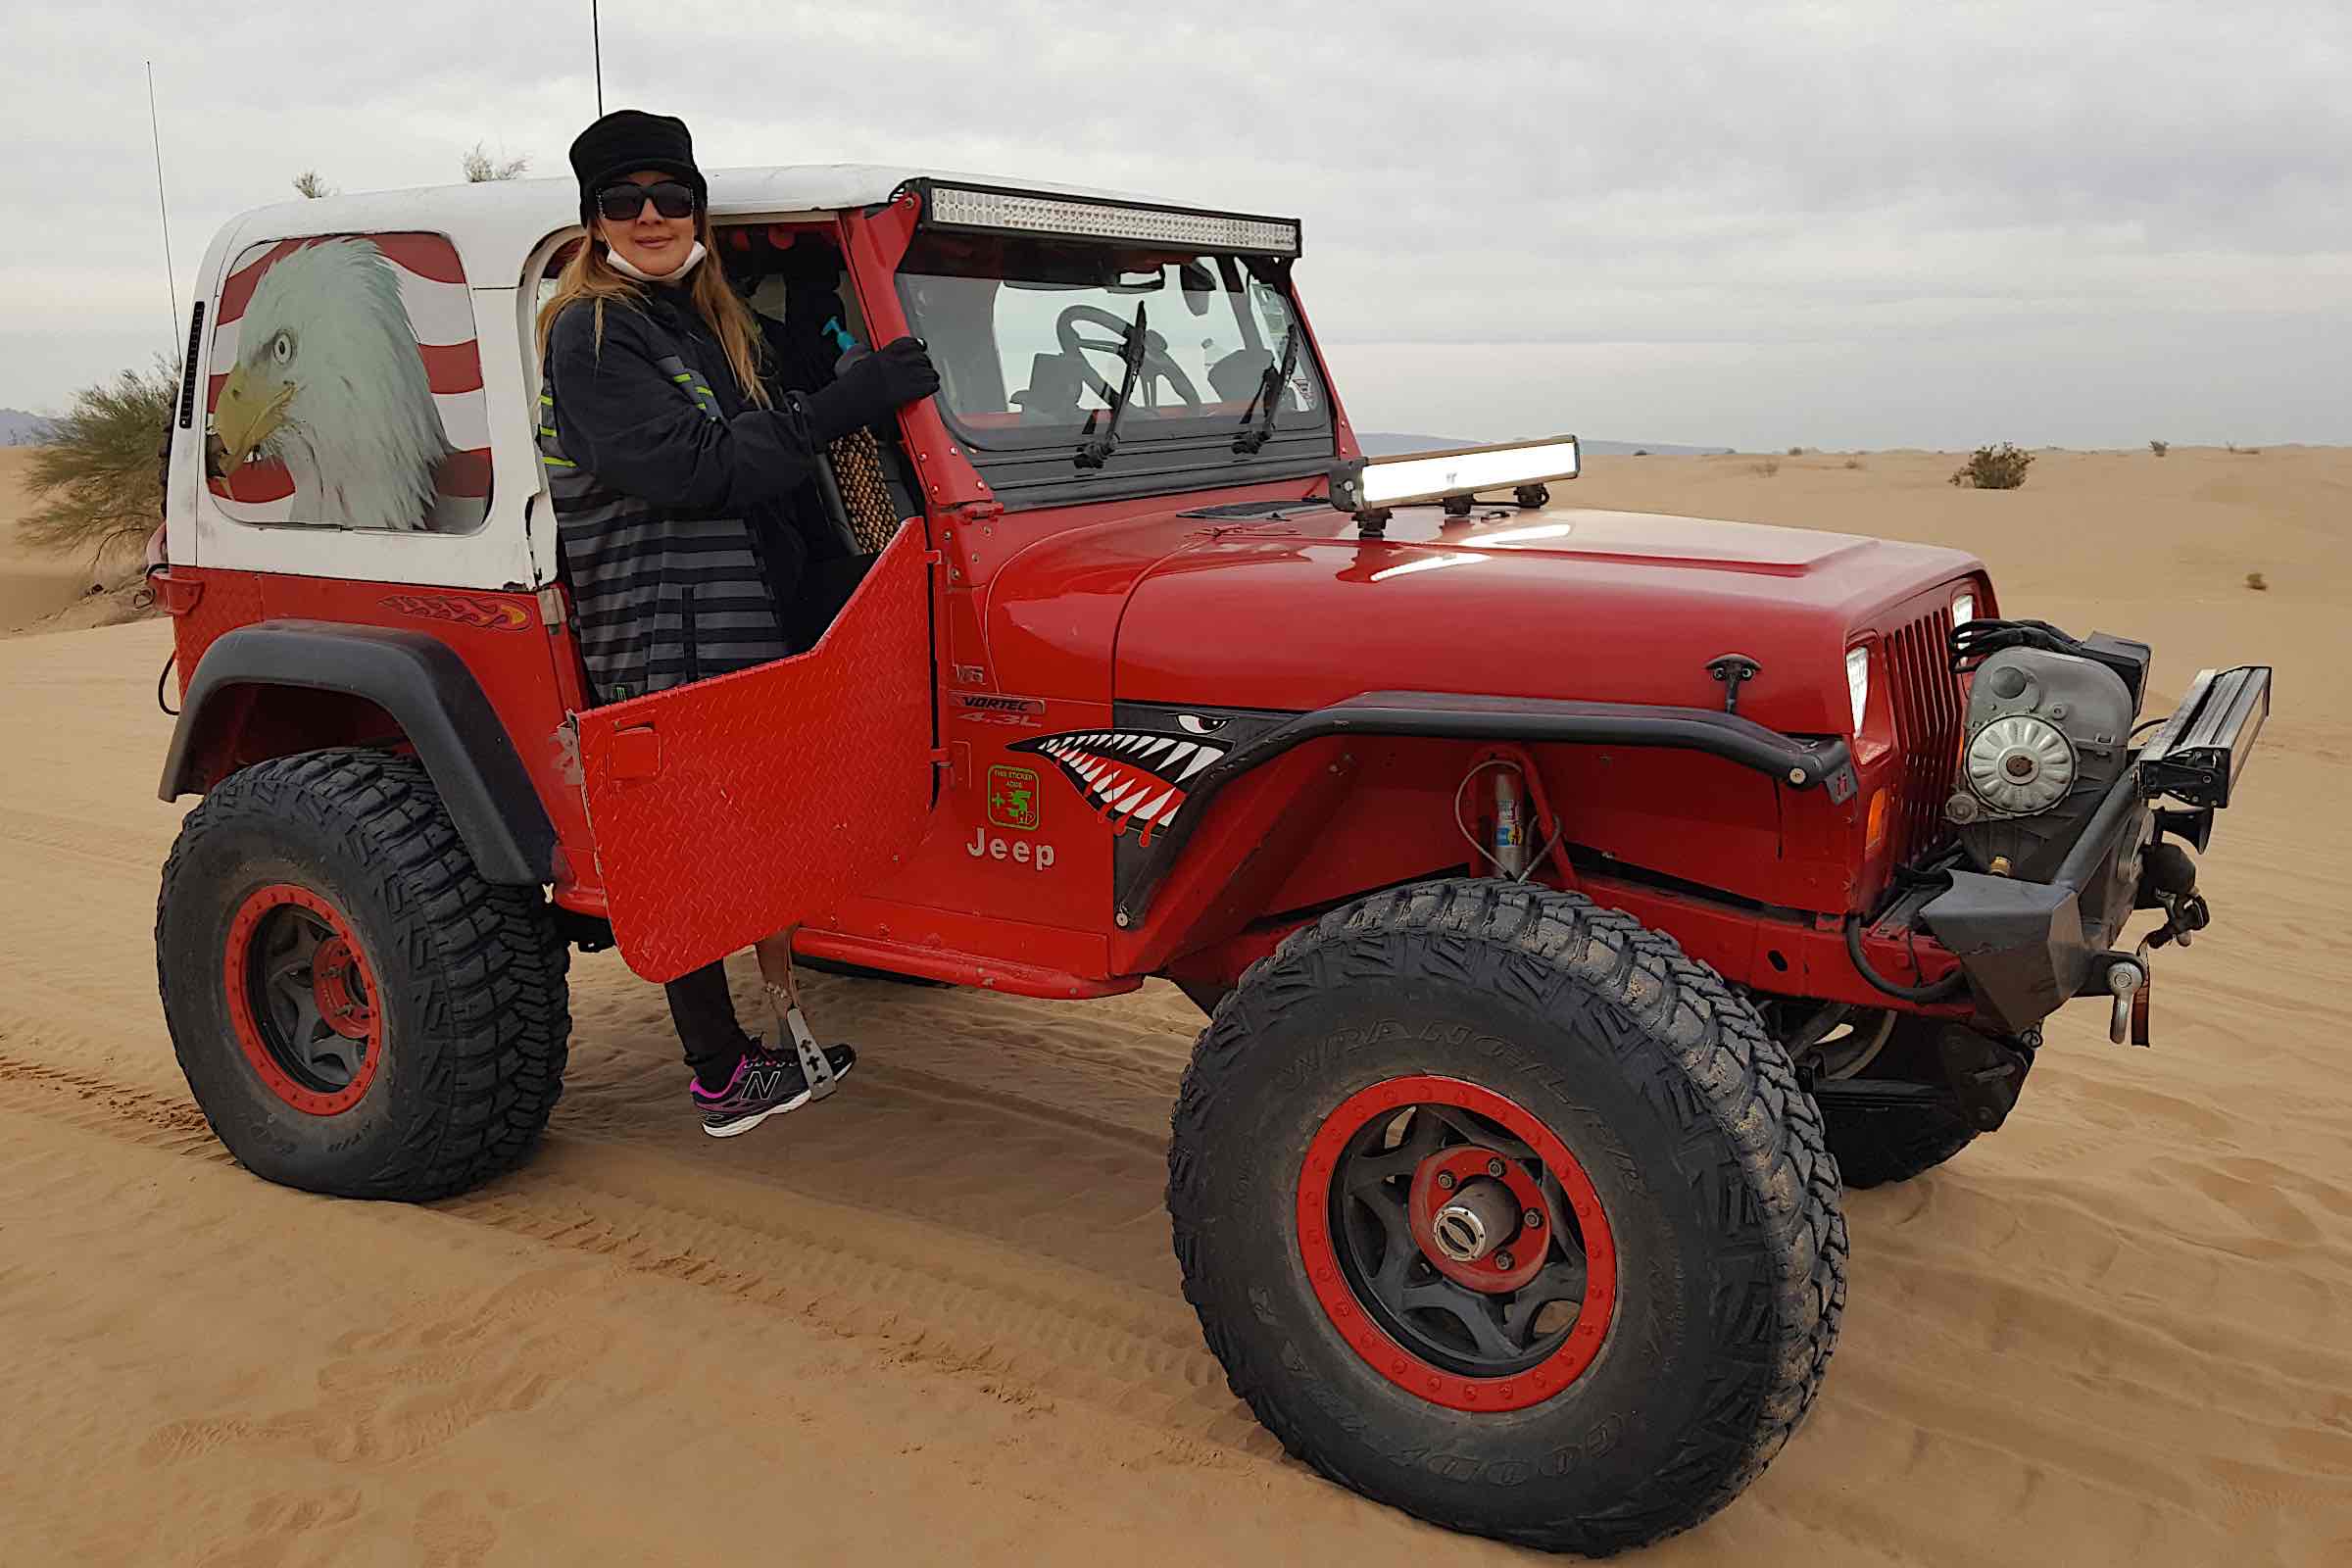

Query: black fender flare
left=159, top=620, right=557, bottom=886
left=1116, top=689, right=1856, bottom=925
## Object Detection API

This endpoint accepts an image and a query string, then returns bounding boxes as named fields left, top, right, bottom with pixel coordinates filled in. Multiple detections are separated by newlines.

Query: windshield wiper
left=1075, top=301, right=1149, bottom=470
left=1233, top=326, right=1298, bottom=455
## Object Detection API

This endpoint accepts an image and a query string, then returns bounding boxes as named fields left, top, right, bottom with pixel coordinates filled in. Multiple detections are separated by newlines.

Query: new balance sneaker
left=691, top=1042, right=858, bottom=1138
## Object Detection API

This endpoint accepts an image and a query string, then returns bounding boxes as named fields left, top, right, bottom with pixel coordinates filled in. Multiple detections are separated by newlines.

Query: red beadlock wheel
left=1168, top=880, right=1845, bottom=1555
left=1296, top=1076, right=1617, bottom=1412
left=221, top=883, right=383, bottom=1115
left=162, top=751, right=570, bottom=1200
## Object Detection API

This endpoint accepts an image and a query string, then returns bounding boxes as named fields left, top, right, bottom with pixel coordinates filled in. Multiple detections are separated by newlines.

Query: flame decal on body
left=1007, top=716, right=1232, bottom=843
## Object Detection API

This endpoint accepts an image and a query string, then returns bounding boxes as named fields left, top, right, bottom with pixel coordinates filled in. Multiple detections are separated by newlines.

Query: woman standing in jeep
left=537, top=109, right=938, bottom=1137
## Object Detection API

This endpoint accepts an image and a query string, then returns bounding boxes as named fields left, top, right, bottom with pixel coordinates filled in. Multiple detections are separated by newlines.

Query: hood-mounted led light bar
left=913, top=180, right=1301, bottom=257
left=1330, top=435, right=1582, bottom=536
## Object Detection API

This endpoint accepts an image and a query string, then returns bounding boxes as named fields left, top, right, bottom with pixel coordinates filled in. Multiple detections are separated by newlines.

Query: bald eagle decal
left=207, top=232, right=490, bottom=532
left=1008, top=713, right=1237, bottom=845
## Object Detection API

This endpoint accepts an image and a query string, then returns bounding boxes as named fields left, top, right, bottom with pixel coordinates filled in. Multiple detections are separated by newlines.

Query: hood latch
left=1706, top=653, right=1762, bottom=715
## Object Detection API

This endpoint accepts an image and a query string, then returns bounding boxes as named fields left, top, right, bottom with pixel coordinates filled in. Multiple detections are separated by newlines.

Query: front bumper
left=1920, top=665, right=2271, bottom=1034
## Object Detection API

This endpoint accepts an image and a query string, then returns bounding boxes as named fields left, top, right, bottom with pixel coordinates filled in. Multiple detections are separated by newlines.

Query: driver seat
left=1011, top=352, right=1086, bottom=422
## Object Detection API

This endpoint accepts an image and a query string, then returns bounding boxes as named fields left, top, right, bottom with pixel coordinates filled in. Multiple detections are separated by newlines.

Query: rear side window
left=205, top=231, right=490, bottom=533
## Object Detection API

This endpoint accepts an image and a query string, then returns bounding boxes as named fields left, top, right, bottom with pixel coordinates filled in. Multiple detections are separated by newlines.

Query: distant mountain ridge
left=0, top=408, right=53, bottom=446
left=1358, top=432, right=1727, bottom=457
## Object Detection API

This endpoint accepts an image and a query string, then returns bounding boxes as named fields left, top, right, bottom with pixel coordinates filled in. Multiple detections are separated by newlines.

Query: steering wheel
left=1055, top=304, right=1202, bottom=412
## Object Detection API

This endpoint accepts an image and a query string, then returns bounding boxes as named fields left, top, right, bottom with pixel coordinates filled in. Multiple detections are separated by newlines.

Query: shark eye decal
left=1008, top=723, right=1236, bottom=844
left=270, top=329, right=295, bottom=366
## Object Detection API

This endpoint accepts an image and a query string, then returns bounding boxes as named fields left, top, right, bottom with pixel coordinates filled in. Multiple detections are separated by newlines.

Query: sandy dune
left=2, top=447, right=2347, bottom=1563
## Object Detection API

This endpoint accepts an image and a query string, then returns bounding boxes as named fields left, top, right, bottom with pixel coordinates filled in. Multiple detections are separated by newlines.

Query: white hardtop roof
left=211, top=165, right=1166, bottom=288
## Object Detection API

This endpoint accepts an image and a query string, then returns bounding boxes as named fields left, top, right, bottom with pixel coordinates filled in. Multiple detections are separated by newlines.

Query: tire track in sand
left=0, top=1048, right=1272, bottom=1451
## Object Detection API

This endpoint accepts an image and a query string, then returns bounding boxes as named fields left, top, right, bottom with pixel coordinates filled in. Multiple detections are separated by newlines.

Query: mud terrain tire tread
left=1167, top=878, right=1845, bottom=1556
left=157, top=749, right=568, bottom=1200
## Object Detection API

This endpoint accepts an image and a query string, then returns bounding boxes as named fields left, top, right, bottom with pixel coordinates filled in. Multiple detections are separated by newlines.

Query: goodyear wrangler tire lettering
left=157, top=748, right=570, bottom=1200
left=1167, top=878, right=1845, bottom=1556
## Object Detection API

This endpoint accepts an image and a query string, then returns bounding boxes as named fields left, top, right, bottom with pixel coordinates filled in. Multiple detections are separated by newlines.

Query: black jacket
left=539, top=284, right=831, bottom=702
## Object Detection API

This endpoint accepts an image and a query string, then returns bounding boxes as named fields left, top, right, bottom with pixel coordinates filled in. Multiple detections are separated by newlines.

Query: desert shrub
left=1949, top=443, right=2034, bottom=489
left=1749, top=459, right=1781, bottom=477
left=2149, top=440, right=2169, bottom=457
left=1631, top=449, right=1649, bottom=457
left=462, top=142, right=530, bottom=182
left=1787, top=445, right=1805, bottom=456
left=291, top=170, right=331, bottom=198
left=2245, top=572, right=2268, bottom=591
left=1842, top=458, right=1864, bottom=469
left=17, top=358, right=177, bottom=564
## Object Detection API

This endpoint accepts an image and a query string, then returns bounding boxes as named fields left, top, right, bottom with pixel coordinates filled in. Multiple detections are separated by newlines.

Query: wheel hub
left=1297, top=1075, right=1618, bottom=1412
left=311, top=936, right=373, bottom=1041
left=1408, top=1148, right=1551, bottom=1292
left=222, top=884, right=383, bottom=1116
left=1429, top=1176, right=1519, bottom=1263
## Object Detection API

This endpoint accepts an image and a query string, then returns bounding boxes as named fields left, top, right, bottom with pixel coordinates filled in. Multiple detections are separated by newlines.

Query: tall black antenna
left=591, top=1, right=605, bottom=115
left=145, top=60, right=179, bottom=340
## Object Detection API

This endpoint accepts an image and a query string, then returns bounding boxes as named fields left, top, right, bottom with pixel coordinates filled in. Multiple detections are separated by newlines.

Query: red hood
left=1103, top=506, right=1982, bottom=734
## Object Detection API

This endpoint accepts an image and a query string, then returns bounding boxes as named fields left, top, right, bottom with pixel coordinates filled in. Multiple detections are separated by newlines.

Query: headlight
left=1845, top=647, right=1872, bottom=732
left=1952, top=591, right=1978, bottom=626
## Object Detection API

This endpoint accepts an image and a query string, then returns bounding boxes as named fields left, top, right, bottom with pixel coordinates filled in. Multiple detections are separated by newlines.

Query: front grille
left=1881, top=605, right=1965, bottom=868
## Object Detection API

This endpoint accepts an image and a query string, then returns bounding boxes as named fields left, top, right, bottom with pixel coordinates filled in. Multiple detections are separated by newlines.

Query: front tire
left=1168, top=880, right=1844, bottom=1556
left=156, top=750, right=569, bottom=1200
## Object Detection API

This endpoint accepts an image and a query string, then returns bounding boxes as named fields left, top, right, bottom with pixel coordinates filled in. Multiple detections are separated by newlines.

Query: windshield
left=897, top=230, right=1332, bottom=498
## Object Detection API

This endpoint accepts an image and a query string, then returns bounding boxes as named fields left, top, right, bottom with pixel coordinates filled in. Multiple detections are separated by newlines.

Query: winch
left=1946, top=641, right=2138, bottom=881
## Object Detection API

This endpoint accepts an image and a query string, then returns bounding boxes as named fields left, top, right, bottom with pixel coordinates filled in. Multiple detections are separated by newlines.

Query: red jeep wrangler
left=150, top=169, right=2269, bottom=1553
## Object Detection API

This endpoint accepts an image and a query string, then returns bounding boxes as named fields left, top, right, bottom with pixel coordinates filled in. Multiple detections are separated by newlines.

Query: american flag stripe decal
left=205, top=230, right=491, bottom=515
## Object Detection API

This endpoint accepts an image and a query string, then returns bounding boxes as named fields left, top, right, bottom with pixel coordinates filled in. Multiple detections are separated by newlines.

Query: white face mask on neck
left=605, top=239, right=707, bottom=284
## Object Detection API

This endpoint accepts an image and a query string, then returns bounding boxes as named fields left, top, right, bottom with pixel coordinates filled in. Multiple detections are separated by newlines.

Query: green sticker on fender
left=987, top=765, right=1040, bottom=831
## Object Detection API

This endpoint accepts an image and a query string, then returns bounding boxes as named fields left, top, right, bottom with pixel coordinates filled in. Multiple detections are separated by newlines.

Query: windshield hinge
left=944, top=500, right=1004, bottom=525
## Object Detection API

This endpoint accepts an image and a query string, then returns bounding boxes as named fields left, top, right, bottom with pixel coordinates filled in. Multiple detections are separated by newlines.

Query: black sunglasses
left=595, top=180, right=698, bottom=222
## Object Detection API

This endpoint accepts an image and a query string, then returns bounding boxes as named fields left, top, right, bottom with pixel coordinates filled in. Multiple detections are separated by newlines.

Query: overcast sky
left=5, top=1, right=2346, bottom=449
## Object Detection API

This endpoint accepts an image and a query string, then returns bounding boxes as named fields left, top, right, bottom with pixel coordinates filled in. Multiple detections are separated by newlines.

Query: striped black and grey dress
left=538, top=289, right=827, bottom=703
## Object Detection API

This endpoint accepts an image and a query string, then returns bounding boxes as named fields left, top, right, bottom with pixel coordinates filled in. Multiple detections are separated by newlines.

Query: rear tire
left=156, top=749, right=569, bottom=1200
left=1168, top=879, right=1844, bottom=1555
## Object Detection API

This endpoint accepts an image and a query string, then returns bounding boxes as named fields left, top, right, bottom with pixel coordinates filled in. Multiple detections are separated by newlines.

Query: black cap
left=568, top=110, right=707, bottom=226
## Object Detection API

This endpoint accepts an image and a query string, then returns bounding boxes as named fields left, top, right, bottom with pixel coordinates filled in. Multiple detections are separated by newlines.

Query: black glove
left=800, top=337, right=940, bottom=442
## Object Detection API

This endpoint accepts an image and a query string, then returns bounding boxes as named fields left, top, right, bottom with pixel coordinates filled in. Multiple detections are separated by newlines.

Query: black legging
left=665, top=959, right=754, bottom=1084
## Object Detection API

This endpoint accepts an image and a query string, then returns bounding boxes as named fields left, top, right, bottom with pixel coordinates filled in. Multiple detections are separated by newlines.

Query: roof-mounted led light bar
left=1329, top=435, right=1582, bottom=527
left=919, top=181, right=1301, bottom=257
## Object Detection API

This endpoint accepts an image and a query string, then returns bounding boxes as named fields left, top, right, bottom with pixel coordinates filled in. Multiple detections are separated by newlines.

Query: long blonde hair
left=535, top=211, right=771, bottom=409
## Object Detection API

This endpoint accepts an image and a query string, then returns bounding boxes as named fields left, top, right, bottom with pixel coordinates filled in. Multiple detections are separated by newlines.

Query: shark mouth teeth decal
left=1007, top=726, right=1231, bottom=843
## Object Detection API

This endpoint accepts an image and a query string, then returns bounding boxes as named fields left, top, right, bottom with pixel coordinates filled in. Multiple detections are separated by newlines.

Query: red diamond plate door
left=574, top=526, right=937, bottom=982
